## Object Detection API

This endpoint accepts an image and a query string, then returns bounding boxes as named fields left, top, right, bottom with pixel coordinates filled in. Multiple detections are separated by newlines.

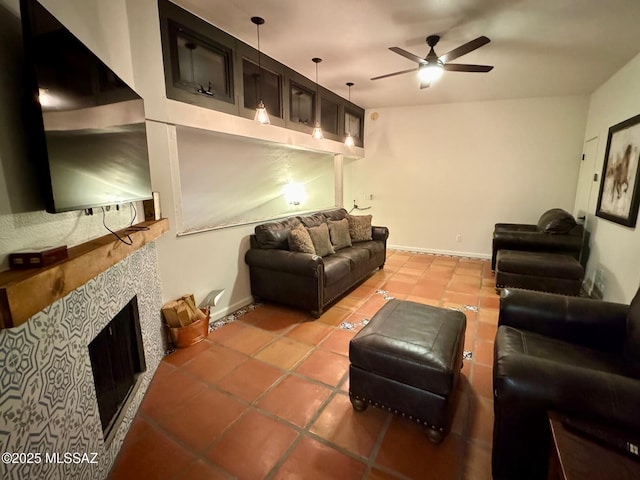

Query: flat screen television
left=20, top=0, right=152, bottom=213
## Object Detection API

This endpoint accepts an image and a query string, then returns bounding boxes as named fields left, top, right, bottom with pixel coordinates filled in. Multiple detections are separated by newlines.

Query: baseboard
left=388, top=244, right=491, bottom=260
left=209, top=295, right=255, bottom=322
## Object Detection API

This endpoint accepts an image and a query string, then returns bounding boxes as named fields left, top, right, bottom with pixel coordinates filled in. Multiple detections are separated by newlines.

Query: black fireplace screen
left=89, top=296, right=146, bottom=438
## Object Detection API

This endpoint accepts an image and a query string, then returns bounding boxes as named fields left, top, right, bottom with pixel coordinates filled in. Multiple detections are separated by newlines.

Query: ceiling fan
left=371, top=35, right=494, bottom=89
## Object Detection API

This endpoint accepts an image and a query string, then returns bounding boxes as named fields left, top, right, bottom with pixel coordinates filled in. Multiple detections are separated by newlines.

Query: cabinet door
left=159, top=0, right=237, bottom=115
left=321, top=96, right=340, bottom=137
left=289, top=82, right=315, bottom=128
left=241, top=58, right=283, bottom=121
left=344, top=108, right=364, bottom=147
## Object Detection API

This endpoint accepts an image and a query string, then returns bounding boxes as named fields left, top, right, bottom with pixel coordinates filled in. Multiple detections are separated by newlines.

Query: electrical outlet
left=456, top=234, right=462, bottom=242
left=367, top=193, right=373, bottom=201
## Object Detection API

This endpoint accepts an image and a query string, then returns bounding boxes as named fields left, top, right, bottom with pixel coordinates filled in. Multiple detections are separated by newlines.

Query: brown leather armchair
left=492, top=288, right=640, bottom=480
left=491, top=208, right=587, bottom=270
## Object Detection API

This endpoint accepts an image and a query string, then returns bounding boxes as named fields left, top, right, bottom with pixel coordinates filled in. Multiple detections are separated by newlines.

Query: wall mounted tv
left=20, top=0, right=152, bottom=213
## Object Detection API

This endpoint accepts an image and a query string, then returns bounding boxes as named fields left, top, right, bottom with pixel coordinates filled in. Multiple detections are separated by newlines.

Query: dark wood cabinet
left=158, top=0, right=365, bottom=146
left=548, top=412, right=640, bottom=480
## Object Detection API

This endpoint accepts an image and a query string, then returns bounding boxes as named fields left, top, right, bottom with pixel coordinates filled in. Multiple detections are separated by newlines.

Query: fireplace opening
left=89, top=296, right=146, bottom=441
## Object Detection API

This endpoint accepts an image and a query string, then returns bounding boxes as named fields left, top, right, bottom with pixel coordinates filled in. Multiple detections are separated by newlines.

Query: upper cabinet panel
left=158, top=0, right=365, bottom=146
left=171, top=23, right=234, bottom=103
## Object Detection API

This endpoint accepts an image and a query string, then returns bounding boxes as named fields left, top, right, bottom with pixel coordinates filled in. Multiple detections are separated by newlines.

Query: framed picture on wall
left=596, top=113, right=640, bottom=227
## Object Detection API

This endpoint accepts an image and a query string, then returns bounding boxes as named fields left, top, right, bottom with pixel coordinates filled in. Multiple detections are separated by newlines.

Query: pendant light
left=344, top=82, right=355, bottom=147
left=311, top=57, right=323, bottom=139
left=251, top=16, right=270, bottom=125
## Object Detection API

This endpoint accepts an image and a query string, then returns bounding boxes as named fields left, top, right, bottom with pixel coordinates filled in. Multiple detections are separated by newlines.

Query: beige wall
left=580, top=52, right=640, bottom=303
left=354, top=95, right=589, bottom=257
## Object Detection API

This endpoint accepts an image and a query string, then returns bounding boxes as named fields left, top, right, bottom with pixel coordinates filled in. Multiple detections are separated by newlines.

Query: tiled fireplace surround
left=0, top=244, right=165, bottom=480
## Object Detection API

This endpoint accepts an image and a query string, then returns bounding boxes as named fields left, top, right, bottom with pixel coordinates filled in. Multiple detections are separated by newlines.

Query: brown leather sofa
left=491, top=208, right=587, bottom=270
left=492, top=288, right=640, bottom=480
left=244, top=208, right=389, bottom=317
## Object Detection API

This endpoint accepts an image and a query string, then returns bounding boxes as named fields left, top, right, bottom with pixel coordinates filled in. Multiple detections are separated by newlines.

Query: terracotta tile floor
left=109, top=250, right=498, bottom=480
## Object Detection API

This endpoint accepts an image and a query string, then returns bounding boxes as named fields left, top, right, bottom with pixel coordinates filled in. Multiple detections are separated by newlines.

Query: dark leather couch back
left=254, top=217, right=301, bottom=249
left=625, top=287, right=640, bottom=367
left=253, top=208, right=349, bottom=250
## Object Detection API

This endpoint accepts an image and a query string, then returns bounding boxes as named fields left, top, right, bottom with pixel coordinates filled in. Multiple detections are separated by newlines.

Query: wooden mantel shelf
left=0, top=218, right=169, bottom=330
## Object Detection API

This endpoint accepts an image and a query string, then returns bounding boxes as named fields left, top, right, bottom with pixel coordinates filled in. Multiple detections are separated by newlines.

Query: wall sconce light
left=251, top=16, right=270, bottom=125
left=283, top=182, right=307, bottom=206
left=311, top=57, right=323, bottom=139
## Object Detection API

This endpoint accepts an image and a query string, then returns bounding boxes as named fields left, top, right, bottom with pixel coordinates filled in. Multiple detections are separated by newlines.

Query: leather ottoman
left=495, top=250, right=584, bottom=296
left=348, top=299, right=466, bottom=443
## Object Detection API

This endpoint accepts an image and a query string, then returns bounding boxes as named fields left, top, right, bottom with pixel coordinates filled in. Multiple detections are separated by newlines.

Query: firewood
left=181, top=294, right=206, bottom=320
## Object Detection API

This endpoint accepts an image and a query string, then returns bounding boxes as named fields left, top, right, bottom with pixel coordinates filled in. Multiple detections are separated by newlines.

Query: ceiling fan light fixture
left=418, top=62, right=444, bottom=83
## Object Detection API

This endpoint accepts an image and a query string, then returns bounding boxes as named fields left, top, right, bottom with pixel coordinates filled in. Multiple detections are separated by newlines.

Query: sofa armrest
left=493, top=347, right=640, bottom=437
left=372, top=226, right=389, bottom=242
left=499, top=288, right=629, bottom=351
left=244, top=248, right=323, bottom=278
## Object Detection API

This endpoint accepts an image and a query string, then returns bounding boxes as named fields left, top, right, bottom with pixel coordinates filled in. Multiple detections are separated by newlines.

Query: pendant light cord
left=315, top=62, right=319, bottom=123
left=256, top=22, right=262, bottom=100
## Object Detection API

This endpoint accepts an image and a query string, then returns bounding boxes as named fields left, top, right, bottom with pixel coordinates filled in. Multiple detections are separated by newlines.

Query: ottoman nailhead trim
left=350, top=393, right=443, bottom=431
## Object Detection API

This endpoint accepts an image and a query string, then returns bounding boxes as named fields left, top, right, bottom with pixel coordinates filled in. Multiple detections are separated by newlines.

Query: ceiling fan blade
left=389, top=47, right=426, bottom=65
left=440, top=36, right=490, bottom=62
left=370, top=68, right=416, bottom=81
left=444, top=63, right=494, bottom=72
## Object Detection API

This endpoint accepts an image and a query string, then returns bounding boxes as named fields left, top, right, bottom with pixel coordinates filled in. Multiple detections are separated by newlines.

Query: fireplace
left=0, top=241, right=166, bottom=480
left=89, top=296, right=146, bottom=441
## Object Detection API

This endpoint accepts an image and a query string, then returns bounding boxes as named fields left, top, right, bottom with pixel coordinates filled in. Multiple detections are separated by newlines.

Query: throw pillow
left=536, top=208, right=577, bottom=234
left=288, top=224, right=315, bottom=254
left=306, top=223, right=335, bottom=257
left=348, top=214, right=373, bottom=242
left=328, top=218, right=352, bottom=250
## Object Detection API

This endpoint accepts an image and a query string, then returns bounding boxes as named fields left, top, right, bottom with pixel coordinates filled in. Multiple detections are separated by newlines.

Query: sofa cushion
left=255, top=217, right=301, bottom=249
left=298, top=212, right=326, bottom=228
left=307, top=223, right=335, bottom=257
left=351, top=240, right=385, bottom=260
left=322, top=255, right=351, bottom=286
left=328, top=218, right=352, bottom=250
left=348, top=214, right=373, bottom=242
left=537, top=208, right=577, bottom=234
left=288, top=224, right=316, bottom=254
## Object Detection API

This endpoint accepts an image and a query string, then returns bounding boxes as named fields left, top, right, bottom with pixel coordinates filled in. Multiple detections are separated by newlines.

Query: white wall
left=353, top=96, right=589, bottom=257
left=580, top=52, right=640, bottom=303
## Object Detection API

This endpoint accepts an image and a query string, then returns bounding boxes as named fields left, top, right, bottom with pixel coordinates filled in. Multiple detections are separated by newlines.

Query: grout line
left=119, top=250, right=497, bottom=480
